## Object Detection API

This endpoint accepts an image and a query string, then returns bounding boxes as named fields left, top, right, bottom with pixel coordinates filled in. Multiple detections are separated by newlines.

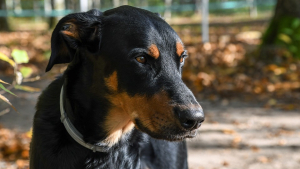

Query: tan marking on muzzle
left=148, top=44, right=160, bottom=59
left=105, top=71, right=118, bottom=91
left=104, top=91, right=178, bottom=145
left=103, top=106, right=134, bottom=146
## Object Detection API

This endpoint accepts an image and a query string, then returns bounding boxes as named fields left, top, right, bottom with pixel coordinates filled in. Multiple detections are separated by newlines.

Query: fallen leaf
left=257, top=156, right=270, bottom=163
left=251, top=146, right=260, bottom=152
left=0, top=79, right=10, bottom=85
left=26, top=128, right=32, bottom=138
left=222, top=161, right=229, bottom=166
left=0, top=94, right=17, bottom=112
left=0, top=51, right=15, bottom=66
left=278, top=139, right=287, bottom=146
left=14, top=85, right=40, bottom=92
left=222, top=129, right=236, bottom=135
left=11, top=49, right=29, bottom=64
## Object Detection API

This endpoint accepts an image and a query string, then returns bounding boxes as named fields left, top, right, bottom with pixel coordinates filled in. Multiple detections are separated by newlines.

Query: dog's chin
left=163, top=129, right=198, bottom=141
left=144, top=129, right=198, bottom=141
left=135, top=120, right=198, bottom=141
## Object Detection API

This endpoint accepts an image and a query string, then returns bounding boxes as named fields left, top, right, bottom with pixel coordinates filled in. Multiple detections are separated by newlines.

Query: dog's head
left=47, top=6, right=204, bottom=145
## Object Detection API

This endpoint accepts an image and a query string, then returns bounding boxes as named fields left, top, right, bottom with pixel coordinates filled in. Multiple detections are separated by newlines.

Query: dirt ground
left=0, top=78, right=300, bottom=169
left=187, top=102, right=300, bottom=169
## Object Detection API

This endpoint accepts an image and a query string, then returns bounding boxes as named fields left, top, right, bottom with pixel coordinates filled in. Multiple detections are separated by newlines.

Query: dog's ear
left=46, top=10, right=102, bottom=72
left=154, top=12, right=163, bottom=19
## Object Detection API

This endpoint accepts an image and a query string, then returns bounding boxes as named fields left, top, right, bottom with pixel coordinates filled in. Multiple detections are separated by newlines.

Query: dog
left=30, top=6, right=204, bottom=169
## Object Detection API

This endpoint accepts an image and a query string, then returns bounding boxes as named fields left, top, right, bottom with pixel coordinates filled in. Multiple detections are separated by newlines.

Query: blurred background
left=0, top=0, right=299, bottom=168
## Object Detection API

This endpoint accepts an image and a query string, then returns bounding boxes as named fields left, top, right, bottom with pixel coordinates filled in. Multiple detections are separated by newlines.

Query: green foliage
left=265, top=16, right=300, bottom=59
left=43, top=50, right=51, bottom=60
left=0, top=52, right=16, bottom=96
left=0, top=52, right=17, bottom=111
left=0, top=79, right=17, bottom=112
left=0, top=83, right=16, bottom=96
left=20, top=67, right=33, bottom=78
left=0, top=49, right=38, bottom=113
left=11, top=49, right=29, bottom=64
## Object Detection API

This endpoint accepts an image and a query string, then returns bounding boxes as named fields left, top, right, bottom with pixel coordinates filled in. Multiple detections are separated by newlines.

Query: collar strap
left=60, top=85, right=110, bottom=152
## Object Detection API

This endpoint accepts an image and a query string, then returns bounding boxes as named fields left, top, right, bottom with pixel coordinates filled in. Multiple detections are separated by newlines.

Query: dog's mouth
left=164, top=129, right=198, bottom=141
left=134, top=118, right=199, bottom=141
left=186, top=129, right=198, bottom=138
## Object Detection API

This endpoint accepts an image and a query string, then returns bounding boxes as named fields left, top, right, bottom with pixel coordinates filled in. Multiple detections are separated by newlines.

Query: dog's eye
left=62, top=24, right=72, bottom=30
left=136, top=56, right=147, bottom=64
left=180, top=50, right=188, bottom=64
left=180, top=55, right=188, bottom=63
left=180, top=56, right=185, bottom=63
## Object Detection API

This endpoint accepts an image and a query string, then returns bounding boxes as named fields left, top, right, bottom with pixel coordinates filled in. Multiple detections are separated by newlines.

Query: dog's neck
left=63, top=57, right=134, bottom=148
left=60, top=84, right=111, bottom=152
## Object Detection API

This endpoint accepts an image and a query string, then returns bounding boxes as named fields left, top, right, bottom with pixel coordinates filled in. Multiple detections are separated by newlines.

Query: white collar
left=60, top=85, right=109, bottom=152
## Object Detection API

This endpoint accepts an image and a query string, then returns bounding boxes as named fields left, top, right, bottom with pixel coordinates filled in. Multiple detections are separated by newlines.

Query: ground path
left=188, top=102, right=300, bottom=169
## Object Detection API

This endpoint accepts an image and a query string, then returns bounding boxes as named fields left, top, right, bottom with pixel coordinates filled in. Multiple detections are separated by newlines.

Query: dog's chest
left=84, top=146, right=142, bottom=169
left=83, top=131, right=147, bottom=169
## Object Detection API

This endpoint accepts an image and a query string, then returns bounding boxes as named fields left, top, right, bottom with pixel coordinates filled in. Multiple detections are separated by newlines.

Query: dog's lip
left=164, top=130, right=198, bottom=141
left=134, top=118, right=199, bottom=141
left=176, top=129, right=198, bottom=139
left=185, top=129, right=197, bottom=138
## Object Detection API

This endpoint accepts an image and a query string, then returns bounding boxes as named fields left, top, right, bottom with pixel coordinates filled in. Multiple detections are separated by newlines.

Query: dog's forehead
left=102, top=6, right=181, bottom=48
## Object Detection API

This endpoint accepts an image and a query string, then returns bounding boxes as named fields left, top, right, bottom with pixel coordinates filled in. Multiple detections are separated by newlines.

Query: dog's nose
left=174, top=107, right=204, bottom=130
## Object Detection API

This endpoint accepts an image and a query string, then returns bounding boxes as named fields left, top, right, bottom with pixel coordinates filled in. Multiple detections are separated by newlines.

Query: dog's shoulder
left=36, top=75, right=64, bottom=113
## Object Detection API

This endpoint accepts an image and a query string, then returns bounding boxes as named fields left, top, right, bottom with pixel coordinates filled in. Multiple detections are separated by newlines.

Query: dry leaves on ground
left=0, top=127, right=30, bottom=169
left=181, top=34, right=300, bottom=110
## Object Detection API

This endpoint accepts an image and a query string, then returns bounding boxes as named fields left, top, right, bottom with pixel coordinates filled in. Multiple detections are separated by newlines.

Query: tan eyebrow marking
left=148, top=44, right=160, bottom=59
left=176, top=42, right=184, bottom=57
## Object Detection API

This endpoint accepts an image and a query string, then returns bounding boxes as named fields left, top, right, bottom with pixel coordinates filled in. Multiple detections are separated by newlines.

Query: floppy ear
left=46, top=10, right=102, bottom=72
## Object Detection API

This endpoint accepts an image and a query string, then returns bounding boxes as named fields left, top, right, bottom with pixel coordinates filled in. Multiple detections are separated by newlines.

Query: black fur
left=30, top=6, right=203, bottom=169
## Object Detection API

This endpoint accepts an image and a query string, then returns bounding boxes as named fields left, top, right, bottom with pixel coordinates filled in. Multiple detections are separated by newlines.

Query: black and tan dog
left=30, top=6, right=204, bottom=169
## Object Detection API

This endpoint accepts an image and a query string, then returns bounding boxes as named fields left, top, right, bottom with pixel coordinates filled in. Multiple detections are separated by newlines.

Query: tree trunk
left=164, top=0, right=172, bottom=19
left=0, top=0, right=9, bottom=31
left=48, top=0, right=55, bottom=29
left=261, top=0, right=300, bottom=60
left=65, top=0, right=71, bottom=9
left=91, top=0, right=101, bottom=9
left=65, top=0, right=79, bottom=12
left=273, top=0, right=300, bottom=19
